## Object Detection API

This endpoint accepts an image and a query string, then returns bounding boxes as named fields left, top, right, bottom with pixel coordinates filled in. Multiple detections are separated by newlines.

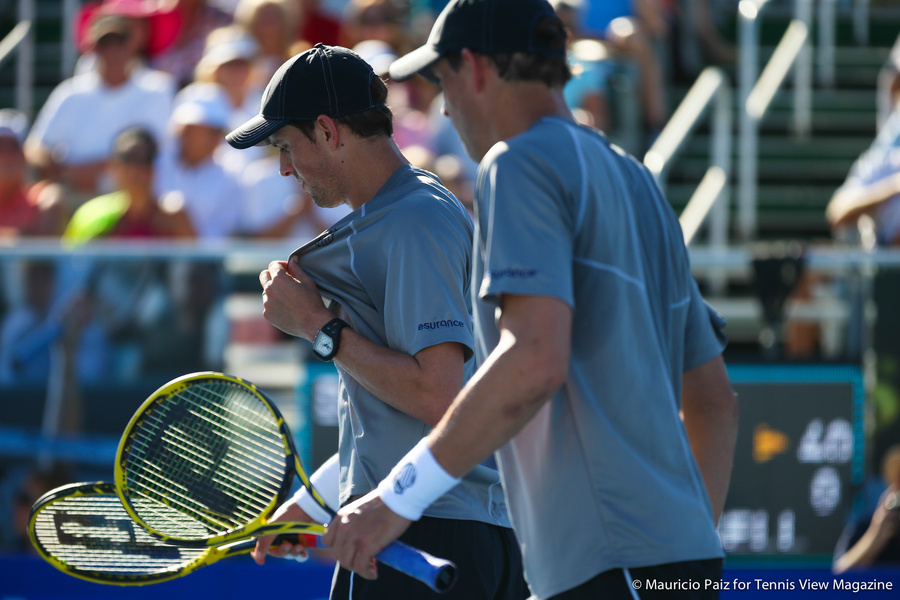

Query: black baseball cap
left=389, top=0, right=564, bottom=82
left=226, top=43, right=384, bottom=149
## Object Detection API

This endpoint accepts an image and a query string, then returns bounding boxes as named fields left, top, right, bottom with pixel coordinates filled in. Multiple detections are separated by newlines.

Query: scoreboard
left=719, top=365, right=865, bottom=558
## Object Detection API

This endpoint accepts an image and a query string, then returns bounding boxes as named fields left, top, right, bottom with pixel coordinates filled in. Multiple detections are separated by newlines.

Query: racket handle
left=272, top=533, right=320, bottom=548
left=266, top=529, right=456, bottom=591
left=375, top=540, right=457, bottom=593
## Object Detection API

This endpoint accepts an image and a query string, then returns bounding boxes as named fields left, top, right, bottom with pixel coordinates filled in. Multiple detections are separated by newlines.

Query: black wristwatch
left=312, top=318, right=351, bottom=361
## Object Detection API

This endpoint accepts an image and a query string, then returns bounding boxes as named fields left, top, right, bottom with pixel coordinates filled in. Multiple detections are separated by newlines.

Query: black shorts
left=548, top=558, right=724, bottom=600
left=330, top=516, right=528, bottom=600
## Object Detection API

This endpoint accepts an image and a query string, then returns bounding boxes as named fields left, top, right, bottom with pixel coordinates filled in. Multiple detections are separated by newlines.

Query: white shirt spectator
left=27, top=68, right=175, bottom=167
left=216, top=89, right=266, bottom=175
left=156, top=146, right=244, bottom=239
left=155, top=84, right=245, bottom=239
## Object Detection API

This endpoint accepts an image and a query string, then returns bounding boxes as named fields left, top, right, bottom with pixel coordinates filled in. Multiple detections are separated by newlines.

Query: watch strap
left=314, top=318, right=350, bottom=361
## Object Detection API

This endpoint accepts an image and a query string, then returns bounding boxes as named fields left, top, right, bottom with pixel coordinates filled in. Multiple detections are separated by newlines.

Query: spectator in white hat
left=156, top=84, right=245, bottom=239
left=193, top=26, right=266, bottom=173
left=194, top=26, right=261, bottom=120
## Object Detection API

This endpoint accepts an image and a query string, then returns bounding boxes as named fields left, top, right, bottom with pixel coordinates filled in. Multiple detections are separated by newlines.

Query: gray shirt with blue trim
left=473, top=118, right=727, bottom=598
left=299, top=164, right=509, bottom=526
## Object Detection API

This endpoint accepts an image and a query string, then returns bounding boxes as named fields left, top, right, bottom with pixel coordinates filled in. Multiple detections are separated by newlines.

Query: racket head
left=28, top=481, right=226, bottom=586
left=114, top=372, right=319, bottom=546
left=111, top=373, right=457, bottom=592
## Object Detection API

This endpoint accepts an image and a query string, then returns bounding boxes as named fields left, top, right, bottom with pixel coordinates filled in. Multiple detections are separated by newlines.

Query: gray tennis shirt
left=473, top=118, right=727, bottom=599
left=298, top=165, right=509, bottom=526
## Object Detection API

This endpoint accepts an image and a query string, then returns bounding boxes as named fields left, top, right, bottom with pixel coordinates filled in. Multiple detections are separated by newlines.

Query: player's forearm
left=429, top=326, right=568, bottom=478
left=335, top=331, right=464, bottom=426
left=684, top=415, right=737, bottom=524
left=427, top=295, right=571, bottom=477
left=681, top=355, right=738, bottom=523
left=371, top=324, right=566, bottom=525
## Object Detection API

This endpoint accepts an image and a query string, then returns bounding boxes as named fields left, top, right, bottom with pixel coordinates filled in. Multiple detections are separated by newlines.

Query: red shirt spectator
left=0, top=110, right=63, bottom=238
left=298, top=0, right=341, bottom=46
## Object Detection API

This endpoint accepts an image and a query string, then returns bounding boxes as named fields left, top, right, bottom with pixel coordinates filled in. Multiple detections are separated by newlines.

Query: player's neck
left=500, top=85, right=572, bottom=140
left=342, top=137, right=408, bottom=210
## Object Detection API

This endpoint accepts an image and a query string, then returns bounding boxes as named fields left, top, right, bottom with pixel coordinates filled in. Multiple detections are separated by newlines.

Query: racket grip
left=375, top=540, right=457, bottom=593
left=273, top=533, right=456, bottom=592
left=272, top=533, right=320, bottom=548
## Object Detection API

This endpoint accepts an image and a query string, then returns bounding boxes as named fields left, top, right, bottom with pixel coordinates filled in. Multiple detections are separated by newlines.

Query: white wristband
left=376, top=439, right=461, bottom=521
left=292, top=486, right=334, bottom=525
left=308, top=453, right=341, bottom=513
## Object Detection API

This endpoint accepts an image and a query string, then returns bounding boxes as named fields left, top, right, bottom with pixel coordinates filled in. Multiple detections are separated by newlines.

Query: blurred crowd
left=0, top=0, right=742, bottom=558
left=0, top=0, right=741, bottom=552
left=0, top=0, right=740, bottom=390
left=7, top=0, right=900, bottom=564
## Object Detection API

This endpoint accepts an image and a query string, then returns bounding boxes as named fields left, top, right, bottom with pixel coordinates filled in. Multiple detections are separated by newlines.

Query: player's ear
left=315, top=115, right=340, bottom=150
left=461, top=48, right=487, bottom=93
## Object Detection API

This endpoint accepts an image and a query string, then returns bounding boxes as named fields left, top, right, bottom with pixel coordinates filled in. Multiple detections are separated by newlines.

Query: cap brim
left=388, top=45, right=442, bottom=82
left=225, top=114, right=287, bottom=149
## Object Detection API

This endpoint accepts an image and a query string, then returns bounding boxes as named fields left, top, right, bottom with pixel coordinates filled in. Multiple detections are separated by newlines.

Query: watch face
left=313, top=332, right=334, bottom=356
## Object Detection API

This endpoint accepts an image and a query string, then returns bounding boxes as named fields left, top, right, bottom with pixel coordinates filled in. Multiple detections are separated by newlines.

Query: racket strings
left=127, top=424, right=280, bottom=510
left=32, top=493, right=208, bottom=576
left=121, top=380, right=288, bottom=537
left=125, top=383, right=282, bottom=519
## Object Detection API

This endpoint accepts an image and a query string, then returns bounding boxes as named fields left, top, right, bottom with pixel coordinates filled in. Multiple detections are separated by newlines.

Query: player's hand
left=321, top=490, right=412, bottom=580
left=259, top=258, right=331, bottom=340
left=252, top=500, right=313, bottom=565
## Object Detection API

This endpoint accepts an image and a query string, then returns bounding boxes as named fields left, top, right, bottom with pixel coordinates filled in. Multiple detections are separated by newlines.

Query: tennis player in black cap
left=321, top=2, right=738, bottom=599
left=227, top=43, right=528, bottom=600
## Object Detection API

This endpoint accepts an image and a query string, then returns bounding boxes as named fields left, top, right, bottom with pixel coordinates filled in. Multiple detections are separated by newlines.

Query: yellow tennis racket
left=28, top=481, right=322, bottom=586
left=113, top=372, right=457, bottom=592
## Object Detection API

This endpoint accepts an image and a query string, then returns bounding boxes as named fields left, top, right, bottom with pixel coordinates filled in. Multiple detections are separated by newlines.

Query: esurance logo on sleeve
left=418, top=319, right=466, bottom=331
left=489, top=267, right=537, bottom=281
